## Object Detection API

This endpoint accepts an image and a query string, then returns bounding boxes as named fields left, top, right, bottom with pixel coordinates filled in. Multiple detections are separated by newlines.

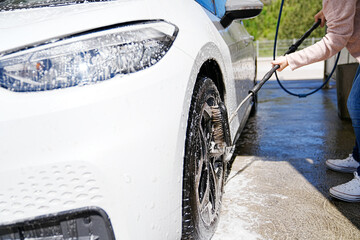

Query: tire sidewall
left=182, top=78, right=226, bottom=240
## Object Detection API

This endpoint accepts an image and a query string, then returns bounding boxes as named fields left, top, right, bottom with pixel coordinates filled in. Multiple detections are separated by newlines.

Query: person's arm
left=272, top=0, right=356, bottom=71
left=271, top=10, right=325, bottom=72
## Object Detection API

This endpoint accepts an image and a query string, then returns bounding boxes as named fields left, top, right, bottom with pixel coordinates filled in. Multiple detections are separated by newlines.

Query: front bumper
left=0, top=45, right=194, bottom=239
left=0, top=207, right=115, bottom=240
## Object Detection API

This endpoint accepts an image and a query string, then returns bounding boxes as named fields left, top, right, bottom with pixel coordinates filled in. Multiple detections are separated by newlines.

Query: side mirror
left=220, top=0, right=263, bottom=28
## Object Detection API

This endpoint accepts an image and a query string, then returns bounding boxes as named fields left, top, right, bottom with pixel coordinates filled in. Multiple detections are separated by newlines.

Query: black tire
left=182, top=77, right=231, bottom=240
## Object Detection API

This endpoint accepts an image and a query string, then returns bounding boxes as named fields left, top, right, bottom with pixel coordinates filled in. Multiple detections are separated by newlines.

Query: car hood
left=0, top=0, right=151, bottom=53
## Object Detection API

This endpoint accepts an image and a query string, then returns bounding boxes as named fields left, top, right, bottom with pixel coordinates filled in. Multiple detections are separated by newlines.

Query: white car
left=0, top=0, right=262, bottom=239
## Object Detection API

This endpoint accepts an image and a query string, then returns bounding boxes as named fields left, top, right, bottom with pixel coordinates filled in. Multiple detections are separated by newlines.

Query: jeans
left=347, top=65, right=360, bottom=174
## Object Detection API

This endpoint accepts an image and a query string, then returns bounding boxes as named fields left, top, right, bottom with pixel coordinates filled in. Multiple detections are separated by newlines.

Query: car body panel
left=204, top=8, right=255, bottom=135
left=220, top=20, right=256, bottom=126
left=0, top=0, right=149, bottom=53
left=0, top=45, right=192, bottom=239
left=0, top=0, right=256, bottom=239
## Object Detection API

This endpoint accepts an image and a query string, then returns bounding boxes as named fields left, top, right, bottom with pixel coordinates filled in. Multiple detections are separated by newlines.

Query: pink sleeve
left=286, top=0, right=356, bottom=70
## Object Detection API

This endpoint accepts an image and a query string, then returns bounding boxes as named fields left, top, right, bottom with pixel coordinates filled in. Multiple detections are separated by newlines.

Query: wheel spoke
left=209, top=159, right=219, bottom=193
left=200, top=200, right=213, bottom=225
left=196, top=127, right=207, bottom=179
left=202, top=101, right=214, bottom=144
left=199, top=164, right=212, bottom=224
left=196, top=123, right=209, bottom=205
left=203, top=101, right=213, bottom=119
left=208, top=158, right=223, bottom=208
left=200, top=166, right=210, bottom=208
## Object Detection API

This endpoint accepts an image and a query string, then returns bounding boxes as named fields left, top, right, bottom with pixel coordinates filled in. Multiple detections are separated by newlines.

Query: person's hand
left=314, top=10, right=326, bottom=27
left=271, top=56, right=288, bottom=72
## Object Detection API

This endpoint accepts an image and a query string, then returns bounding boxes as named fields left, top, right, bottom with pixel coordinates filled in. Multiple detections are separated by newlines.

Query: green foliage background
left=243, top=0, right=325, bottom=40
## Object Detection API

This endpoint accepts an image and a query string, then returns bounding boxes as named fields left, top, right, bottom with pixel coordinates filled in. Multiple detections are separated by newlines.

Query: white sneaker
left=325, top=154, right=360, bottom=173
left=329, top=172, right=360, bottom=202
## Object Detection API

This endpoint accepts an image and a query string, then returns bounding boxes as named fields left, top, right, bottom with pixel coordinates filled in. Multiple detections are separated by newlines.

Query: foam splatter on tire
left=182, top=77, right=230, bottom=240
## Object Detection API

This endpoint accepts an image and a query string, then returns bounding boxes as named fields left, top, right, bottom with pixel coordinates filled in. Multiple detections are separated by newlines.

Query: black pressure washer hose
left=274, top=0, right=340, bottom=98
left=251, top=19, right=323, bottom=97
left=229, top=19, right=339, bottom=123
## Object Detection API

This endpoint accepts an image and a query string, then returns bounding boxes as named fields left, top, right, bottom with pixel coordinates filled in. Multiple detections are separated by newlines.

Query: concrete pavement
left=214, top=78, right=360, bottom=239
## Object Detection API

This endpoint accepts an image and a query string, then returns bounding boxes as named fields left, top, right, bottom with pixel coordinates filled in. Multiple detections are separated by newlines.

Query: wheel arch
left=197, top=59, right=226, bottom=101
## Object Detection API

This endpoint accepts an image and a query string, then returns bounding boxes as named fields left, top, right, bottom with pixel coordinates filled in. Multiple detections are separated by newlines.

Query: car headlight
left=0, top=20, right=178, bottom=92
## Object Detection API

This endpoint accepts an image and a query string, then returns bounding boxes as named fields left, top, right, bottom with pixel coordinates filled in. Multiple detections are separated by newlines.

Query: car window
left=196, top=0, right=226, bottom=18
left=214, top=0, right=226, bottom=18
left=195, top=0, right=216, bottom=14
left=0, top=0, right=110, bottom=11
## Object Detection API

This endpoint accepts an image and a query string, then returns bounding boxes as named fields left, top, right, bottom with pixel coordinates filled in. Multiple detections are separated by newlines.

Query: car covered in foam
left=0, top=0, right=262, bottom=239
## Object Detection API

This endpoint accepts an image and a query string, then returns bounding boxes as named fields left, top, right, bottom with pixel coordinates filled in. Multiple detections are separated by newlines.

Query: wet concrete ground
left=214, top=80, right=360, bottom=239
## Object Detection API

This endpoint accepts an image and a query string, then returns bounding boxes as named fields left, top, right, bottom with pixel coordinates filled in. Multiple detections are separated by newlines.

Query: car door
left=196, top=0, right=257, bottom=125
left=219, top=19, right=256, bottom=117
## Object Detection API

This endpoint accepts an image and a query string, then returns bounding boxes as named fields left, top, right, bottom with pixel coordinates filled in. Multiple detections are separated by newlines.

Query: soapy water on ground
left=213, top=157, right=264, bottom=240
left=213, top=80, right=360, bottom=239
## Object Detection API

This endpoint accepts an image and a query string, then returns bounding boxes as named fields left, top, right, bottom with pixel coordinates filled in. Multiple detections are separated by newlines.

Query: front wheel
left=182, top=77, right=231, bottom=240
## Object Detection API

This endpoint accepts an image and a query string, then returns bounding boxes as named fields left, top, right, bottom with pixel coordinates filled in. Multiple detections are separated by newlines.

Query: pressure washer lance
left=229, top=20, right=321, bottom=123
